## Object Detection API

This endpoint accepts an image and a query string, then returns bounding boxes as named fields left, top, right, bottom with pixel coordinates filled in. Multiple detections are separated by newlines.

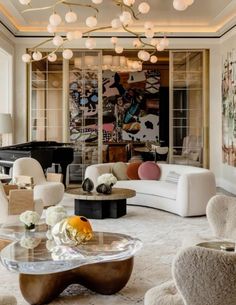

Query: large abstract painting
left=222, top=49, right=236, bottom=166
left=102, top=70, right=160, bottom=142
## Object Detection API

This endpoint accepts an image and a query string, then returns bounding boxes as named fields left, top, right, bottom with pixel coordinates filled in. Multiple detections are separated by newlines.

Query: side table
left=67, top=187, right=136, bottom=219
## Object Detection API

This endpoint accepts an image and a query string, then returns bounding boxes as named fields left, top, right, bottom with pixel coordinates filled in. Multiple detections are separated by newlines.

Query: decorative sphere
left=49, top=13, right=62, bottom=26
left=119, top=11, right=132, bottom=24
left=144, top=21, right=154, bottom=30
left=47, top=24, right=56, bottom=33
left=110, top=36, right=118, bottom=44
left=32, top=51, right=42, bottom=61
left=138, top=2, right=150, bottom=14
left=133, top=38, right=142, bottom=48
left=65, top=11, right=77, bottom=23
left=150, top=55, right=158, bottom=63
left=63, top=49, right=73, bottom=60
left=145, top=29, right=154, bottom=38
left=92, top=0, right=103, bottom=3
left=86, top=16, right=98, bottom=28
left=156, top=42, right=165, bottom=51
left=85, top=38, right=96, bottom=49
left=111, top=18, right=122, bottom=29
left=22, top=53, right=31, bottom=63
left=123, top=0, right=135, bottom=6
left=185, top=0, right=194, bottom=5
left=160, top=37, right=169, bottom=48
left=19, top=0, right=31, bottom=4
left=138, top=50, right=150, bottom=61
left=52, top=35, right=64, bottom=47
left=150, top=38, right=158, bottom=46
left=48, top=53, right=57, bottom=62
left=173, top=0, right=188, bottom=10
left=74, top=30, right=83, bottom=39
left=66, top=31, right=74, bottom=41
left=132, top=61, right=140, bottom=70
left=115, top=45, right=123, bottom=54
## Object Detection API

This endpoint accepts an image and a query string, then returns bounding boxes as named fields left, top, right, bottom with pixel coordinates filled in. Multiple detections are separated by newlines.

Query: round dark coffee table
left=67, top=187, right=136, bottom=219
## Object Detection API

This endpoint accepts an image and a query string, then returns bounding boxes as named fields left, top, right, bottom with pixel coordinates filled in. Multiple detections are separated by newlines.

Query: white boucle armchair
left=85, top=163, right=216, bottom=217
left=12, top=157, right=64, bottom=207
left=144, top=246, right=236, bottom=305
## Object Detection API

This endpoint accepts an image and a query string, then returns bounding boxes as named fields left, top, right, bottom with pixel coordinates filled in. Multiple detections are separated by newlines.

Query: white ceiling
left=0, top=0, right=236, bottom=36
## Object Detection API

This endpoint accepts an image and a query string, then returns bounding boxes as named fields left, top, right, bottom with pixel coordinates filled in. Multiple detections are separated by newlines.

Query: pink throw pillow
left=138, top=161, right=161, bottom=180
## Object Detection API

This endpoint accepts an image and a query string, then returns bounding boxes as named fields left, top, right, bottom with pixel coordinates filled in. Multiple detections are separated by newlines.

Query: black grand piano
left=0, top=141, right=74, bottom=186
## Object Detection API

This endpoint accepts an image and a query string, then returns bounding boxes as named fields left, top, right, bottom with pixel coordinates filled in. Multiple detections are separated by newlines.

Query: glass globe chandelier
left=19, top=0, right=195, bottom=65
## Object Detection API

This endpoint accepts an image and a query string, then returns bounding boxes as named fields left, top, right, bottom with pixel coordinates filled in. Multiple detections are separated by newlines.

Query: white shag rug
left=0, top=194, right=211, bottom=305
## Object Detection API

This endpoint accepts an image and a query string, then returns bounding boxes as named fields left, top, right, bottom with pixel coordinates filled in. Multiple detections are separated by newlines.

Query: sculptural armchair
left=12, top=157, right=64, bottom=207
left=0, top=181, right=43, bottom=224
left=144, top=246, right=236, bottom=305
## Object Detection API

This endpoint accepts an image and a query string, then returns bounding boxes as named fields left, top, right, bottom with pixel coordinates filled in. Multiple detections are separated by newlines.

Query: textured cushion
left=126, top=162, right=142, bottom=180
left=112, top=162, right=128, bottom=180
left=165, top=171, right=181, bottom=184
left=138, top=161, right=161, bottom=180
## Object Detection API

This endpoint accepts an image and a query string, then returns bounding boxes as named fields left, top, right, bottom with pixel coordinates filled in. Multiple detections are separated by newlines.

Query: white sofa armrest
left=85, top=163, right=114, bottom=187
left=176, top=171, right=216, bottom=217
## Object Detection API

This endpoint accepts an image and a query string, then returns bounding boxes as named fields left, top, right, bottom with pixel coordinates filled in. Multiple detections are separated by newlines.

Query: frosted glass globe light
left=86, top=16, right=98, bottom=28
left=32, top=51, right=42, bottom=61
left=22, top=53, right=31, bottom=63
left=111, top=18, right=122, bottom=29
left=150, top=38, right=158, bottom=46
left=74, top=31, right=83, bottom=39
left=119, top=11, right=132, bottom=24
left=92, top=0, right=103, bottom=3
left=52, top=35, right=64, bottom=47
left=160, top=37, right=169, bottom=48
left=65, top=11, right=77, bottom=23
left=173, top=0, right=188, bottom=10
left=19, top=0, right=31, bottom=4
left=123, top=0, right=135, bottom=6
left=48, top=53, right=57, bottom=62
left=150, top=55, right=158, bottom=63
left=49, top=13, right=62, bottom=26
left=47, top=24, right=56, bottom=33
left=85, top=38, right=96, bottom=49
left=145, top=29, right=154, bottom=39
left=132, top=61, right=140, bottom=70
left=63, top=49, right=73, bottom=60
left=156, top=42, right=165, bottom=51
left=111, top=37, right=118, bottom=44
left=142, top=51, right=150, bottom=61
left=144, top=21, right=154, bottom=30
left=133, top=38, right=142, bottom=48
left=184, top=0, right=194, bottom=5
left=138, top=2, right=150, bottom=14
left=115, top=46, right=124, bottom=54
left=67, top=32, right=74, bottom=41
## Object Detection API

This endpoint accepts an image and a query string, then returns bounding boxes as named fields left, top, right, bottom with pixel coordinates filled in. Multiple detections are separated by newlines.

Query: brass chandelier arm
left=113, top=0, right=139, bottom=20
left=122, top=25, right=156, bottom=50
left=22, top=0, right=99, bottom=14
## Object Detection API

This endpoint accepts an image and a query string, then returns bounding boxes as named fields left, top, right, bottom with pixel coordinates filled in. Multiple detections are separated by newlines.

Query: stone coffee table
left=67, top=187, right=136, bottom=219
left=0, top=225, right=142, bottom=305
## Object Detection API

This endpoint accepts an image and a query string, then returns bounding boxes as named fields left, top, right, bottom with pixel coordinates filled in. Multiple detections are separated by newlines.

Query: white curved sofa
left=85, top=163, right=216, bottom=217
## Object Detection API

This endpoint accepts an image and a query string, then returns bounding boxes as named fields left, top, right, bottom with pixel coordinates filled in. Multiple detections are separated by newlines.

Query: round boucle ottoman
left=0, top=295, right=17, bottom=305
left=144, top=280, right=184, bottom=305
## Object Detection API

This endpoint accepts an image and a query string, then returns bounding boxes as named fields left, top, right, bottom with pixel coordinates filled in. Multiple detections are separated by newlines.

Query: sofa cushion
left=115, top=180, right=177, bottom=200
left=165, top=171, right=181, bottom=184
left=127, top=162, right=142, bottom=180
left=138, top=161, right=161, bottom=180
left=112, top=162, right=128, bottom=180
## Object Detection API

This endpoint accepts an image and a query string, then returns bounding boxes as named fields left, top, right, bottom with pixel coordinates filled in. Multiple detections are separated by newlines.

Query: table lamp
left=0, top=113, right=12, bottom=146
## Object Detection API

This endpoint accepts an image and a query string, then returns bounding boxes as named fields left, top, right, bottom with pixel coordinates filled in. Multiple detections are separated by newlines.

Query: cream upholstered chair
left=0, top=181, right=43, bottom=224
left=144, top=246, right=236, bottom=305
left=206, top=194, right=236, bottom=240
left=12, top=157, right=64, bottom=207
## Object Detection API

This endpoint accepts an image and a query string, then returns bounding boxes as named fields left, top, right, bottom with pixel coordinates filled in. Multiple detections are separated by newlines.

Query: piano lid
left=0, top=141, right=71, bottom=150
